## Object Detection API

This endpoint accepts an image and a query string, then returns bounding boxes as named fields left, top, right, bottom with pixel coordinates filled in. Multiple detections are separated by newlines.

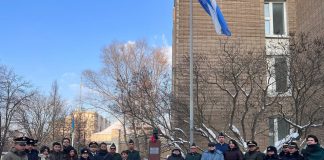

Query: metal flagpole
left=189, top=0, right=194, bottom=145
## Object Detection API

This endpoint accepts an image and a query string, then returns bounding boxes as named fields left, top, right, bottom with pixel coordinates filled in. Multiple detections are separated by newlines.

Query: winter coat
left=79, top=157, right=90, bottom=160
left=216, top=143, right=229, bottom=154
left=66, top=156, right=78, bottom=160
left=1, top=148, right=28, bottom=160
left=224, top=148, right=243, bottom=160
left=38, top=154, right=49, bottom=160
left=201, top=150, right=224, bottom=160
left=167, top=153, right=185, bottom=160
left=185, top=152, right=201, bottom=160
left=301, top=144, right=324, bottom=160
left=279, top=151, right=289, bottom=159
left=94, top=150, right=113, bottom=160
left=281, top=151, right=304, bottom=160
left=264, top=154, right=279, bottom=160
left=27, top=149, right=39, bottom=160
left=110, top=153, right=122, bottom=160
left=243, top=150, right=265, bottom=160
left=127, top=150, right=140, bottom=160
left=48, top=151, right=66, bottom=160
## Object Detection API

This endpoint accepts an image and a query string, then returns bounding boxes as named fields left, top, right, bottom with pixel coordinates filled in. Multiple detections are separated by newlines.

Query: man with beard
left=301, top=135, right=324, bottom=160
left=127, top=139, right=140, bottom=160
left=201, top=142, right=224, bottom=160
left=25, top=138, right=39, bottom=160
left=2, top=136, right=29, bottom=160
left=94, top=142, right=112, bottom=160
left=243, top=141, right=265, bottom=160
left=109, top=143, right=121, bottom=160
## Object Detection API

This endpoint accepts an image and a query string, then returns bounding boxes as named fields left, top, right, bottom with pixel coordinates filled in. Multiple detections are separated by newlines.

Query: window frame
left=264, top=1, right=288, bottom=37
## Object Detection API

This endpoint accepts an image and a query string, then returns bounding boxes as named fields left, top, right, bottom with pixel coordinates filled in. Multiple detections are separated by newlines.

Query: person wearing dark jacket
left=49, top=142, right=65, bottom=160
left=109, top=143, right=122, bottom=160
left=282, top=142, right=304, bottom=160
left=279, top=143, right=289, bottom=159
left=224, top=139, right=243, bottom=160
left=127, top=139, right=140, bottom=160
left=265, top=146, right=279, bottom=160
left=66, top=148, right=78, bottom=160
left=167, top=148, right=185, bottom=160
left=216, top=133, right=229, bottom=155
left=185, top=143, right=201, bottom=160
left=26, top=138, right=39, bottom=160
left=88, top=141, right=98, bottom=160
left=243, top=141, right=265, bottom=160
left=79, top=148, right=91, bottom=160
left=2, top=136, right=29, bottom=160
left=94, top=142, right=113, bottom=160
left=301, top=135, right=324, bottom=160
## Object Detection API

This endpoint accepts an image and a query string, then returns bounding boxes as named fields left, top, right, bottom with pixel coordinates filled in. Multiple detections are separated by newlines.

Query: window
left=264, top=1, right=287, bottom=36
left=269, top=117, right=290, bottom=145
left=267, top=55, right=290, bottom=95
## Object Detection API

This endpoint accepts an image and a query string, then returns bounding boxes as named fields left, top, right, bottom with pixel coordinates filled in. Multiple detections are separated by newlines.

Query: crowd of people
left=1, top=137, right=140, bottom=160
left=167, top=133, right=324, bottom=160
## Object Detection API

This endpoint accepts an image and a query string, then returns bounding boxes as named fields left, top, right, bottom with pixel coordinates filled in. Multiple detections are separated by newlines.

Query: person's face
left=100, top=144, right=107, bottom=151
left=218, top=136, right=225, bottom=143
left=307, top=137, right=317, bottom=145
left=69, top=150, right=76, bottom=156
left=89, top=145, right=98, bottom=152
left=173, top=150, right=180, bottom=155
left=15, top=143, right=26, bottom=151
left=81, top=153, right=89, bottom=158
left=63, top=139, right=70, bottom=147
left=190, top=147, right=197, bottom=153
left=53, top=145, right=61, bottom=152
left=208, top=146, right=215, bottom=151
left=121, top=153, right=128, bottom=159
left=248, top=145, right=256, bottom=152
left=267, top=151, right=274, bottom=156
left=288, top=147, right=297, bottom=154
left=283, top=146, right=289, bottom=152
left=42, top=149, right=49, bottom=156
left=229, top=141, right=235, bottom=149
left=128, top=143, right=134, bottom=150
left=110, top=147, right=116, bottom=153
left=25, top=144, right=32, bottom=150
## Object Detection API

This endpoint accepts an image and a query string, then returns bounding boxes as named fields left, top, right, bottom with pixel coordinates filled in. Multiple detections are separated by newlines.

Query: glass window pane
left=265, top=20, right=270, bottom=35
left=264, top=3, right=270, bottom=17
left=273, top=3, right=285, bottom=35
left=278, top=118, right=290, bottom=140
left=275, top=57, right=288, bottom=93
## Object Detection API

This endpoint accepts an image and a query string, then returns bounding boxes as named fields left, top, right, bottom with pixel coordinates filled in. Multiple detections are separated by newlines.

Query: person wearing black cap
left=215, top=132, right=229, bottom=155
left=127, top=139, right=140, bottom=160
left=109, top=143, right=122, bottom=160
left=279, top=143, right=289, bottom=159
left=224, top=139, right=243, bottom=160
left=301, top=135, right=324, bottom=160
left=265, top=146, right=279, bottom=160
left=185, top=143, right=201, bottom=160
left=281, top=142, right=303, bottom=160
left=201, top=142, right=224, bottom=160
left=25, top=138, right=39, bottom=160
left=167, top=148, right=185, bottom=160
left=2, top=136, right=29, bottom=160
left=243, top=141, right=265, bottom=160
left=80, top=148, right=91, bottom=160
left=88, top=141, right=98, bottom=160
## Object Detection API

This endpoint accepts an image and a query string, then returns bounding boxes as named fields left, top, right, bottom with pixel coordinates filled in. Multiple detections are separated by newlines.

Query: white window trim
left=265, top=1, right=288, bottom=37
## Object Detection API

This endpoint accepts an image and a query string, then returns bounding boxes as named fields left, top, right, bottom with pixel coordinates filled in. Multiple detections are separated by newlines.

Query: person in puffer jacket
left=167, top=148, right=185, bottom=160
left=201, top=142, right=224, bottom=160
left=282, top=142, right=304, bottom=160
left=265, top=146, right=279, bottom=160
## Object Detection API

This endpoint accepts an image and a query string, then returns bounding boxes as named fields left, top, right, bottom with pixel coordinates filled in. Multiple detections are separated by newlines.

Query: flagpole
left=189, top=0, right=194, bottom=145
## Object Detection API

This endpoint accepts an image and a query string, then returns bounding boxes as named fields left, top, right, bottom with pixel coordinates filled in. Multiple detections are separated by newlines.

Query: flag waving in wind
left=198, top=0, right=231, bottom=36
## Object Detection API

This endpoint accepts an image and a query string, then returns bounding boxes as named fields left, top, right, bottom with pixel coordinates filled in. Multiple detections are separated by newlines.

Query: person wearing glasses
left=109, top=143, right=121, bottom=160
left=2, top=136, right=29, bottom=160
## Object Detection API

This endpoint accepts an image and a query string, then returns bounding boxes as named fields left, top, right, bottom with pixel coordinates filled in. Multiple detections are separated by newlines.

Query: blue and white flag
left=198, top=0, right=231, bottom=36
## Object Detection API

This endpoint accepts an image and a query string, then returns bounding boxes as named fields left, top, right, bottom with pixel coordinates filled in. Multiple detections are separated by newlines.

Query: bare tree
left=0, top=65, right=34, bottom=158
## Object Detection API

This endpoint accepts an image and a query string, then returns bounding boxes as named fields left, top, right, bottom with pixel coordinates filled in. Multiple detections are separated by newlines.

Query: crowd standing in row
left=1, top=137, right=140, bottom=160
left=167, top=133, right=324, bottom=160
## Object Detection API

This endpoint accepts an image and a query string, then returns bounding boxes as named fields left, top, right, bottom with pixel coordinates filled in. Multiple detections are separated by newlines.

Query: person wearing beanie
left=279, top=143, right=290, bottom=159
left=243, top=141, right=265, bottom=160
left=167, top=148, right=185, bottom=160
left=301, top=135, right=324, bottom=160
left=185, top=143, right=201, bottom=160
left=201, top=142, right=224, bottom=160
left=265, top=146, right=279, bottom=160
left=281, top=142, right=303, bottom=160
left=127, top=139, right=140, bottom=160
left=109, top=143, right=122, bottom=160
left=224, top=139, right=243, bottom=160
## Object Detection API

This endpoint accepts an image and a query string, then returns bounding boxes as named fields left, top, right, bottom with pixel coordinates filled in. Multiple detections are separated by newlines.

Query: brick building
left=172, top=0, right=324, bottom=150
